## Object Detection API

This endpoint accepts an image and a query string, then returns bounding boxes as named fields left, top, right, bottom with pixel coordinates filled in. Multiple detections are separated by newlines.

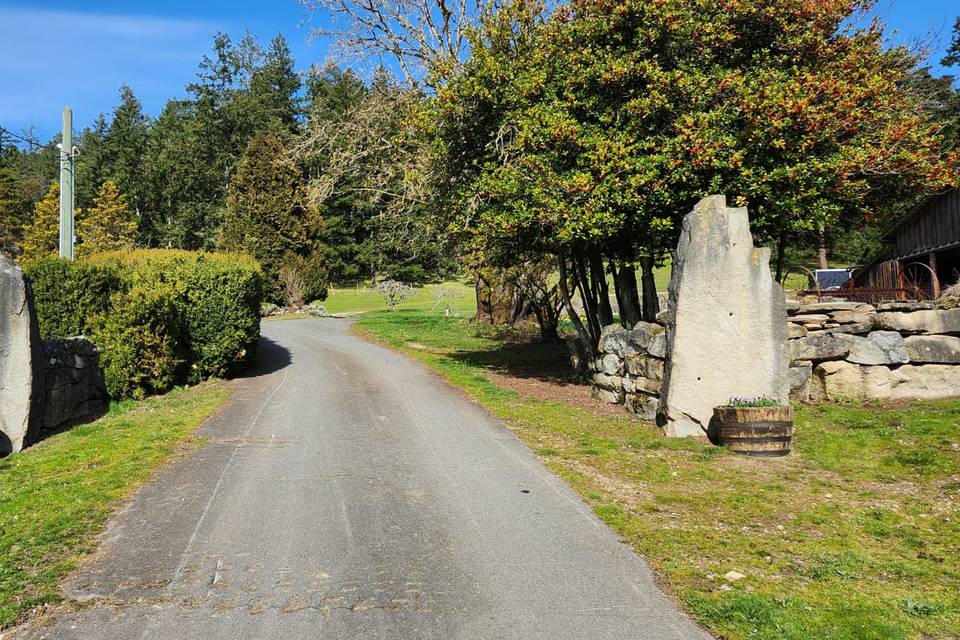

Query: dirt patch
left=485, top=370, right=631, bottom=416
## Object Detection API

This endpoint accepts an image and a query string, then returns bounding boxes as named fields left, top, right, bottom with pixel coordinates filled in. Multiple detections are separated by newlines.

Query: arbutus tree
left=436, top=0, right=957, bottom=351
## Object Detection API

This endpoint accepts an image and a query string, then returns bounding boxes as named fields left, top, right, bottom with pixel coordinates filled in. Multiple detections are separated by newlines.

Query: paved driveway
left=12, top=319, right=710, bottom=639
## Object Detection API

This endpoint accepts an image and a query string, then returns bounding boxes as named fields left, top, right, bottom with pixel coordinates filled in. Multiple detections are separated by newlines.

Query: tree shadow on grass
left=239, top=336, right=293, bottom=378
left=448, top=338, right=576, bottom=386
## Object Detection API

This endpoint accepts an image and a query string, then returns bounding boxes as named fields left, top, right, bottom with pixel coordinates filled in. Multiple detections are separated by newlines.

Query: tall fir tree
left=103, top=86, right=150, bottom=216
left=944, top=17, right=960, bottom=67
left=77, top=180, right=137, bottom=256
left=19, top=182, right=61, bottom=264
left=75, top=114, right=109, bottom=210
left=249, top=35, right=303, bottom=135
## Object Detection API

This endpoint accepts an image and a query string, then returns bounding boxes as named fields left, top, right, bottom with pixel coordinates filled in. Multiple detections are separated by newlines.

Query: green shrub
left=103, top=250, right=263, bottom=381
left=24, top=259, right=121, bottom=339
left=91, top=285, right=184, bottom=399
left=27, top=249, right=263, bottom=398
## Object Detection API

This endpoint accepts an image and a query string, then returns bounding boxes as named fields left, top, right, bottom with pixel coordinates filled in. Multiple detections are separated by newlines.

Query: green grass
left=354, top=301, right=960, bottom=640
left=0, top=382, right=229, bottom=629
left=323, top=279, right=476, bottom=316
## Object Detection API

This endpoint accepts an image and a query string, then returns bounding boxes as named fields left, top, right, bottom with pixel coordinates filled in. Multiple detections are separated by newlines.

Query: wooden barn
left=853, top=188, right=960, bottom=299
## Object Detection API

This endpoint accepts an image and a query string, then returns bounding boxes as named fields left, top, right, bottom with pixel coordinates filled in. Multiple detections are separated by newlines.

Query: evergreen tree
left=75, top=114, right=109, bottom=210
left=0, top=167, right=30, bottom=255
left=103, top=86, right=150, bottom=216
left=19, top=182, right=61, bottom=264
left=221, top=133, right=326, bottom=303
left=77, top=180, right=137, bottom=256
left=944, top=17, right=960, bottom=68
left=249, top=35, right=303, bottom=135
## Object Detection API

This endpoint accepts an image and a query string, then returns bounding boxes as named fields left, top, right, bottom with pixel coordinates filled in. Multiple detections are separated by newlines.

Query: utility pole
left=59, top=106, right=75, bottom=259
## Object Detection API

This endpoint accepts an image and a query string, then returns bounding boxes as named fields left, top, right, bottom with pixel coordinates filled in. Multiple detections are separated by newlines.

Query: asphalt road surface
left=12, top=319, right=711, bottom=640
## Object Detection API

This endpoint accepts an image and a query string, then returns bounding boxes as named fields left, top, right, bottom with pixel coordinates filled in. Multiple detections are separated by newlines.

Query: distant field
left=323, top=279, right=476, bottom=316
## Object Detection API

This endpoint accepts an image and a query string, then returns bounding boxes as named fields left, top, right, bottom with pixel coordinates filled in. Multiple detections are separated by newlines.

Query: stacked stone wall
left=787, top=300, right=960, bottom=402
left=588, top=322, right=666, bottom=420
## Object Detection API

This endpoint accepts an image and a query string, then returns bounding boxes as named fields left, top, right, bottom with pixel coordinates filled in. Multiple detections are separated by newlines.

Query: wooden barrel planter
left=713, top=406, right=793, bottom=457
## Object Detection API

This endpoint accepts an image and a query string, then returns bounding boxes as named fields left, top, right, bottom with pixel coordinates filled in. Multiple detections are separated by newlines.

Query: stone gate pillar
left=657, top=196, right=789, bottom=438
left=1, top=253, right=44, bottom=454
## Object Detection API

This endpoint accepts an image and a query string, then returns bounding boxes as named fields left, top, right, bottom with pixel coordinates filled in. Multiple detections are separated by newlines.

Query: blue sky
left=1, top=0, right=957, bottom=141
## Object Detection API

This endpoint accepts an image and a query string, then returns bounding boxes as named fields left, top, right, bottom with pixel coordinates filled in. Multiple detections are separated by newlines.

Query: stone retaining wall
left=585, top=299, right=960, bottom=418
left=787, top=300, right=960, bottom=402
left=40, top=337, right=108, bottom=433
left=588, top=322, right=666, bottom=420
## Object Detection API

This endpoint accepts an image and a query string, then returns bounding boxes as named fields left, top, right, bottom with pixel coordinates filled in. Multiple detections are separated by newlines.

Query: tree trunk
left=574, top=252, right=601, bottom=343
left=639, top=255, right=660, bottom=322
left=775, top=231, right=788, bottom=283
left=588, top=249, right=614, bottom=327
left=473, top=268, right=517, bottom=324
left=817, top=227, right=829, bottom=270
left=558, top=252, right=595, bottom=351
left=613, top=261, right=642, bottom=328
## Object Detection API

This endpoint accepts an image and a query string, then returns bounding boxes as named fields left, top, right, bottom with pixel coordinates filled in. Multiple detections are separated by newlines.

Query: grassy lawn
left=355, top=306, right=960, bottom=640
left=324, top=279, right=476, bottom=316
left=0, top=382, right=229, bottom=629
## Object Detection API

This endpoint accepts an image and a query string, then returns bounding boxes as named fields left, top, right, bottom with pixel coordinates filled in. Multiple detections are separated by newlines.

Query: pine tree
left=75, top=114, right=109, bottom=210
left=77, top=180, right=137, bottom=256
left=220, top=133, right=326, bottom=304
left=0, top=167, right=31, bottom=255
left=944, top=17, right=960, bottom=67
left=103, top=86, right=150, bottom=216
left=19, top=182, right=61, bottom=264
left=249, top=35, right=303, bottom=134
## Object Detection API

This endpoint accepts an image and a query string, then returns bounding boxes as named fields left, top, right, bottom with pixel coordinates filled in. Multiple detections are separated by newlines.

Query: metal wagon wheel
left=780, top=266, right=820, bottom=302
left=898, top=262, right=940, bottom=301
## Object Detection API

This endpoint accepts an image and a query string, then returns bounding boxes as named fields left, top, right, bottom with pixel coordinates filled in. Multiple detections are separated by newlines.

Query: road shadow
left=240, top=336, right=293, bottom=378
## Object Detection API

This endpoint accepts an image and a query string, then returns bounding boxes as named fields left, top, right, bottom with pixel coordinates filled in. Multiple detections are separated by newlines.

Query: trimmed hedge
left=26, top=250, right=263, bottom=399
left=25, top=259, right=120, bottom=339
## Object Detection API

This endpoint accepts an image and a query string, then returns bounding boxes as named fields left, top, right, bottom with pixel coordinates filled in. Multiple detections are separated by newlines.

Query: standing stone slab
left=658, top=196, right=790, bottom=437
left=0, top=254, right=44, bottom=454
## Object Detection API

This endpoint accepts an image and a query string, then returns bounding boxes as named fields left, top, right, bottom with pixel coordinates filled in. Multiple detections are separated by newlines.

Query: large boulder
left=845, top=331, right=909, bottom=366
left=788, top=362, right=813, bottom=402
left=790, top=332, right=852, bottom=362
left=816, top=361, right=960, bottom=401
left=657, top=196, right=790, bottom=437
left=599, top=322, right=664, bottom=358
left=905, top=335, right=960, bottom=364
left=0, top=254, right=44, bottom=454
left=874, top=308, right=960, bottom=334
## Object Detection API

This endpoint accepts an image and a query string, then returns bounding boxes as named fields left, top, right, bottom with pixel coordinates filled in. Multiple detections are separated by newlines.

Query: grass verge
left=0, top=381, right=229, bottom=629
left=356, top=309, right=960, bottom=640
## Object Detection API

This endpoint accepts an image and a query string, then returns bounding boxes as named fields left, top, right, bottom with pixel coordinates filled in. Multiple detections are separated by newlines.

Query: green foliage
left=18, top=182, right=60, bottom=265
left=0, top=167, right=31, bottom=255
left=26, top=249, right=262, bottom=398
left=298, top=69, right=454, bottom=285
left=943, top=17, right=960, bottom=68
left=77, top=180, right=137, bottom=257
left=221, top=132, right=326, bottom=304
left=725, top=397, right=783, bottom=408
left=91, top=284, right=184, bottom=399
left=91, top=249, right=264, bottom=382
left=101, top=85, right=150, bottom=217
left=24, top=259, right=120, bottom=339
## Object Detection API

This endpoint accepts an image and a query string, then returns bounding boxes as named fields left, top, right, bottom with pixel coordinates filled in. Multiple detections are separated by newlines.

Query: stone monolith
left=0, top=253, right=43, bottom=454
left=657, top=196, right=789, bottom=437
